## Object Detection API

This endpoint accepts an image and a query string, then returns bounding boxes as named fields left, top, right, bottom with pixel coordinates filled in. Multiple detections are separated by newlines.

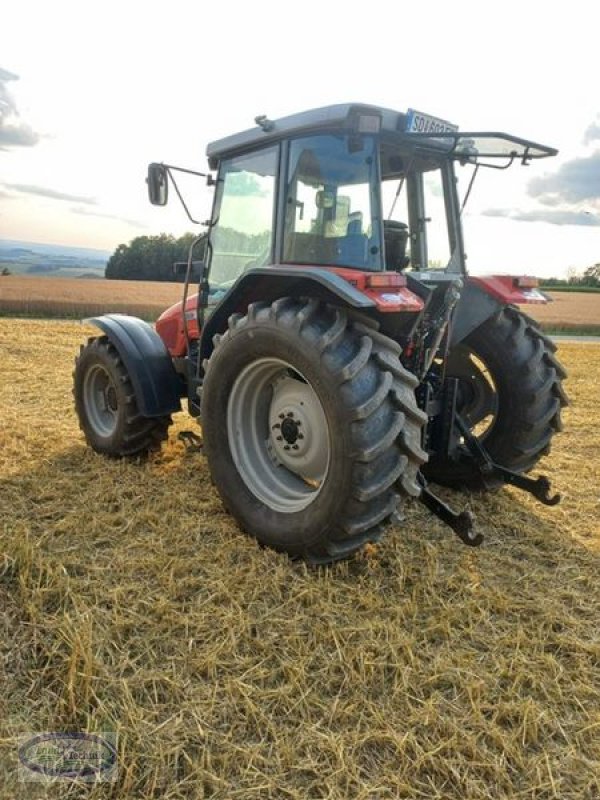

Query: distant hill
left=0, top=238, right=110, bottom=279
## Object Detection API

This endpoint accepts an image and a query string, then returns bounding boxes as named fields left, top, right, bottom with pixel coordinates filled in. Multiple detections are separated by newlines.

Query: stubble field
left=0, top=319, right=599, bottom=799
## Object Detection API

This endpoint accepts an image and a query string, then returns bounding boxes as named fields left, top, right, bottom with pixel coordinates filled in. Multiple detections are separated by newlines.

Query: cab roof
left=205, top=103, right=557, bottom=168
left=206, top=104, right=406, bottom=164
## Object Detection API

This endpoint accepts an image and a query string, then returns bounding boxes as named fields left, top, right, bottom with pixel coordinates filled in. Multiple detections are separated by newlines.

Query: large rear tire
left=73, top=336, right=171, bottom=457
left=201, top=298, right=427, bottom=563
left=424, top=306, right=568, bottom=490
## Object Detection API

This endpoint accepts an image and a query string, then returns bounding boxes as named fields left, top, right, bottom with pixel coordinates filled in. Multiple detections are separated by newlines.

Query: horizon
left=1, top=235, right=595, bottom=283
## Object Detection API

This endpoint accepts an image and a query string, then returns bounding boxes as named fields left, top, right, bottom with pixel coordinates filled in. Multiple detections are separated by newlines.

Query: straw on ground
left=0, top=319, right=599, bottom=799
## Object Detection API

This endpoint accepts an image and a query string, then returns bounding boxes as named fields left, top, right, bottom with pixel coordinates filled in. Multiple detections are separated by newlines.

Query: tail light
left=514, top=276, right=539, bottom=288
left=366, top=272, right=407, bottom=289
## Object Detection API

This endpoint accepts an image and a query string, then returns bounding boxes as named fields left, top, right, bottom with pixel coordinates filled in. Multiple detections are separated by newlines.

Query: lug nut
left=292, top=444, right=299, bottom=450
left=276, top=436, right=283, bottom=441
left=273, top=423, right=281, bottom=429
left=298, top=433, right=304, bottom=440
left=284, top=445, right=290, bottom=451
left=279, top=413, right=285, bottom=420
left=287, top=411, right=294, bottom=417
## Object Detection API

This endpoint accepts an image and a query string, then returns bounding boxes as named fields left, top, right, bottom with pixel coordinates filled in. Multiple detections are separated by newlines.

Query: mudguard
left=450, top=276, right=547, bottom=346
left=200, top=266, right=423, bottom=362
left=85, top=314, right=183, bottom=417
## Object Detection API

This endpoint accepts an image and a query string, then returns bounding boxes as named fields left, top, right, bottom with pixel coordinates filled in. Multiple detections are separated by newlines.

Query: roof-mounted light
left=346, top=107, right=382, bottom=135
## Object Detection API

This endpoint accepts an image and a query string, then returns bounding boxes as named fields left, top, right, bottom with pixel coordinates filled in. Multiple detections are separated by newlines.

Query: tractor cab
left=149, top=103, right=556, bottom=305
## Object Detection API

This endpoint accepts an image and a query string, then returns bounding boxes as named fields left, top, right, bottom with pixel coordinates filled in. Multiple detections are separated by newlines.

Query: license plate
left=406, top=109, right=458, bottom=134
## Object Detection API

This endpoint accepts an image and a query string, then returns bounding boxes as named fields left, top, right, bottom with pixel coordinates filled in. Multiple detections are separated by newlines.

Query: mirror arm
left=161, top=163, right=210, bottom=179
left=164, top=166, right=204, bottom=225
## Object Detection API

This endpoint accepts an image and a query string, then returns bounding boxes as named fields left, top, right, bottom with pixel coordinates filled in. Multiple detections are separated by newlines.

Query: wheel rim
left=82, top=364, right=119, bottom=438
left=227, top=358, right=330, bottom=513
left=447, top=345, right=499, bottom=440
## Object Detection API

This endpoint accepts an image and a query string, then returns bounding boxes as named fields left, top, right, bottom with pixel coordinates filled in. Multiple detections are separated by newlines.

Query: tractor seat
left=384, top=220, right=410, bottom=271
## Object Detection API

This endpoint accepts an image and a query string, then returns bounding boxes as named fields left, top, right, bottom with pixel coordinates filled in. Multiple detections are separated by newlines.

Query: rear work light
left=347, top=107, right=382, bottom=135
left=365, top=272, right=407, bottom=289
left=514, top=276, right=539, bottom=288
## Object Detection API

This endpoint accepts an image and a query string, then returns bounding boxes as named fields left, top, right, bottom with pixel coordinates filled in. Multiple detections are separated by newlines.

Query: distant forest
left=539, top=264, right=600, bottom=290
left=105, top=234, right=199, bottom=281
left=105, top=230, right=269, bottom=281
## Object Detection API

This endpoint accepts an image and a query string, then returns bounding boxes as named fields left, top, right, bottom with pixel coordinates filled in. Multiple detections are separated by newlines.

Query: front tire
left=73, top=336, right=171, bottom=456
left=424, top=306, right=568, bottom=489
left=201, top=298, right=428, bottom=563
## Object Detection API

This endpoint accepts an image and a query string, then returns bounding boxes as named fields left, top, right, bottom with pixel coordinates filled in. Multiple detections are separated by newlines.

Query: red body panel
left=156, top=271, right=547, bottom=357
left=469, top=275, right=548, bottom=305
left=155, top=294, right=200, bottom=357
left=155, top=267, right=425, bottom=357
left=317, top=267, right=424, bottom=313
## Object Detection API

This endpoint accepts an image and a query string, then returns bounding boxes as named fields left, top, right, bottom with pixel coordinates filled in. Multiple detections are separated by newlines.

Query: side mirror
left=147, top=163, right=168, bottom=206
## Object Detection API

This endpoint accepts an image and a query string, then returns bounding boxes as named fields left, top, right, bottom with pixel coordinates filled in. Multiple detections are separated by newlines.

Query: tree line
left=105, top=234, right=199, bottom=281
left=105, top=229, right=270, bottom=281
left=541, top=264, right=600, bottom=289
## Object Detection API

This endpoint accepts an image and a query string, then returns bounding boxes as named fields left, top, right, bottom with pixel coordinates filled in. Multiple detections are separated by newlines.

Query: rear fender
left=450, top=276, right=547, bottom=346
left=469, top=275, right=548, bottom=306
left=85, top=314, right=183, bottom=417
left=200, top=266, right=424, bottom=362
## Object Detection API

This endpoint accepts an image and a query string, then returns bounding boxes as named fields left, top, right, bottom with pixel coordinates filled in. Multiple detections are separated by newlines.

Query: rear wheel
left=201, top=298, right=428, bottom=563
left=424, top=306, right=568, bottom=489
left=74, top=336, right=171, bottom=456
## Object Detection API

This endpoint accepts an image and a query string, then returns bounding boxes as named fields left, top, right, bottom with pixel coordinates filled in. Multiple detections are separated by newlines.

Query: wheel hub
left=83, top=364, right=119, bottom=438
left=106, top=385, right=118, bottom=412
left=268, top=376, right=329, bottom=483
left=280, top=415, right=300, bottom=444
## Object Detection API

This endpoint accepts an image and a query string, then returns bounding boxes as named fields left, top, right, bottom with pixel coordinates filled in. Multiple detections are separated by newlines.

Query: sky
left=1, top=0, right=599, bottom=279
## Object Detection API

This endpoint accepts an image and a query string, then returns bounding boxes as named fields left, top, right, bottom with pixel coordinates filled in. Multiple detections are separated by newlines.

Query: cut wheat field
left=0, top=276, right=183, bottom=320
left=1, top=276, right=599, bottom=331
left=1, top=319, right=599, bottom=799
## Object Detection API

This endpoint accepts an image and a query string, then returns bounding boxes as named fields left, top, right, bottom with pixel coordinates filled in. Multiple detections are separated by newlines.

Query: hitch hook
left=455, top=415, right=561, bottom=506
left=418, top=475, right=483, bottom=547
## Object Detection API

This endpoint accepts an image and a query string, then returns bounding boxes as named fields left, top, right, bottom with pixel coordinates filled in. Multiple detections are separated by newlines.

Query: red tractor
left=73, top=104, right=568, bottom=563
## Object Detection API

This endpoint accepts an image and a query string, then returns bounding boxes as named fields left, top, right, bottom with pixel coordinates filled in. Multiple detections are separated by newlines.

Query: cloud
left=0, top=67, right=40, bottom=150
left=490, top=122, right=600, bottom=227
left=4, top=183, right=97, bottom=204
left=482, top=207, right=600, bottom=227
left=583, top=120, right=600, bottom=145
left=71, top=206, right=146, bottom=229
left=0, top=124, right=39, bottom=148
left=527, top=150, right=600, bottom=206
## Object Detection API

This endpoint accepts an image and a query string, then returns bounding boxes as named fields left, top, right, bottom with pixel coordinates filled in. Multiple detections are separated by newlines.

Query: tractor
left=73, top=103, right=568, bottom=563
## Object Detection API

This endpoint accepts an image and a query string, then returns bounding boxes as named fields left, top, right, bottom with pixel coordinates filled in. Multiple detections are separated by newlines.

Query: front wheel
left=73, top=336, right=171, bottom=456
left=201, top=298, right=428, bottom=564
